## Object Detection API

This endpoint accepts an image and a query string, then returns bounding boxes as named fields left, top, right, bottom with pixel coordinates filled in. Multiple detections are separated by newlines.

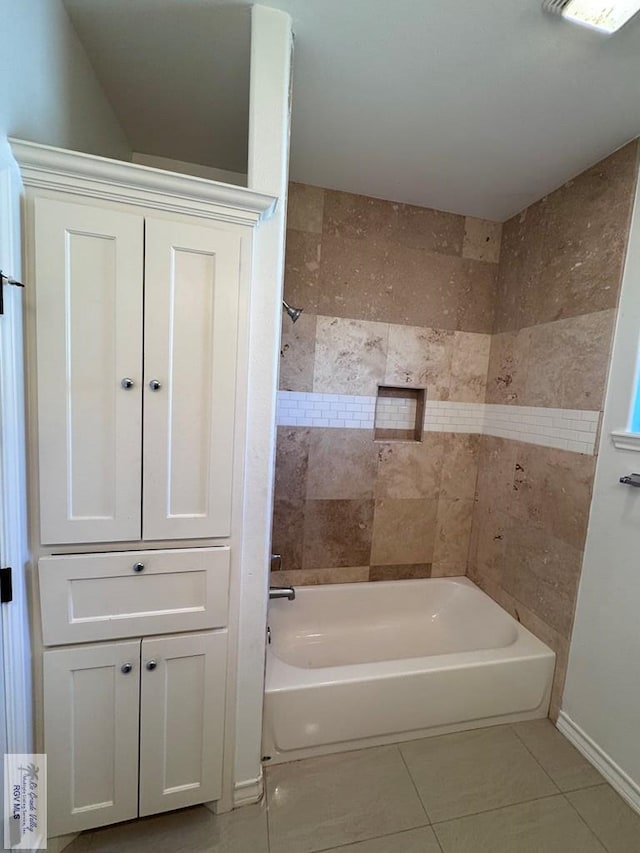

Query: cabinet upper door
left=34, top=198, right=144, bottom=544
left=139, top=630, right=227, bottom=816
left=142, top=218, right=243, bottom=540
left=44, top=640, right=141, bottom=836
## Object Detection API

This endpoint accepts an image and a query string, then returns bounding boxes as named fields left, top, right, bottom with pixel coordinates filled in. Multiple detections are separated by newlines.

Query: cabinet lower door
left=43, top=640, right=141, bottom=836
left=33, top=198, right=144, bottom=544
left=139, top=631, right=227, bottom=816
left=142, top=217, right=243, bottom=540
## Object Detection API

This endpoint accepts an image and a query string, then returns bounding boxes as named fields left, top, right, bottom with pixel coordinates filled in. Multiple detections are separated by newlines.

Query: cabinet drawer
left=40, top=547, right=230, bottom=645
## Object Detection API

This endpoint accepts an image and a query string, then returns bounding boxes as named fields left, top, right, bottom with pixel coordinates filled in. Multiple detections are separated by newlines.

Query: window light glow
left=544, top=0, right=640, bottom=33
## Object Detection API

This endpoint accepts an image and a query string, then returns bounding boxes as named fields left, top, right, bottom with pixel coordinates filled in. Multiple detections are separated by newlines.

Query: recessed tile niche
left=374, top=386, right=425, bottom=441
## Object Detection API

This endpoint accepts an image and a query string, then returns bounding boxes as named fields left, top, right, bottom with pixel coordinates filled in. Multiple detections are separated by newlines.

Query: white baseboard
left=233, top=771, right=264, bottom=807
left=557, top=711, right=640, bottom=815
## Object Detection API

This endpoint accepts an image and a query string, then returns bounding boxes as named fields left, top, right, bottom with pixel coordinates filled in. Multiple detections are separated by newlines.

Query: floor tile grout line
left=429, top=791, right=566, bottom=827
left=310, top=824, right=440, bottom=853
left=561, top=790, right=614, bottom=853
left=509, top=722, right=564, bottom=793
left=396, top=743, right=437, bottom=829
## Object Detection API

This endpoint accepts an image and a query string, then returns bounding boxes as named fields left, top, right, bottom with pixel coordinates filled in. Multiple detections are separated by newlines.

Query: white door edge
left=0, top=137, right=33, bottom=757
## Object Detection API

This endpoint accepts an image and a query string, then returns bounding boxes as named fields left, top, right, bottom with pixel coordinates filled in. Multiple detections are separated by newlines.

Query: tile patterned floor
left=64, top=720, right=640, bottom=853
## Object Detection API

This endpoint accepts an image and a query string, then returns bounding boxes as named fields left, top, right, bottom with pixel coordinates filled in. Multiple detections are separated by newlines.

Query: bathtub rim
left=266, top=576, right=556, bottom=691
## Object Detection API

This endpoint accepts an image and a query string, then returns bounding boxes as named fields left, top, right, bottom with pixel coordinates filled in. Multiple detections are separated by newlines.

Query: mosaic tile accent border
left=276, top=391, right=600, bottom=455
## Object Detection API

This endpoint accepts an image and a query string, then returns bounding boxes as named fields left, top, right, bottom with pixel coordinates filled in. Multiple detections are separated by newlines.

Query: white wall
left=232, top=5, right=292, bottom=802
left=0, top=0, right=129, bottom=158
left=560, top=157, right=640, bottom=811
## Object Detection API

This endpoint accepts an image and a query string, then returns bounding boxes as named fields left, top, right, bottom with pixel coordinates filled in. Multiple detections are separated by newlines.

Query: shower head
left=282, top=300, right=303, bottom=323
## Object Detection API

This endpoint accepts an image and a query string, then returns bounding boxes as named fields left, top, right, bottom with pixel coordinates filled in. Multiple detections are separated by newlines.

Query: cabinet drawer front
left=34, top=198, right=144, bottom=544
left=44, top=640, right=141, bottom=836
left=142, top=217, right=243, bottom=541
left=139, top=631, right=227, bottom=815
left=40, top=547, right=230, bottom=645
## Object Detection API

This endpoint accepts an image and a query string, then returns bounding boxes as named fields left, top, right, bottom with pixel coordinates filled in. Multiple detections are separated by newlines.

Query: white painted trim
left=557, top=712, right=640, bottom=815
left=0, top=140, right=33, bottom=757
left=232, top=773, right=264, bottom=807
left=610, top=429, right=640, bottom=451
left=232, top=4, right=293, bottom=800
left=9, top=139, right=276, bottom=225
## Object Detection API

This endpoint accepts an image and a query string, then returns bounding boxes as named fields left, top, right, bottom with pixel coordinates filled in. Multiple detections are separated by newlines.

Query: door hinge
left=0, top=567, right=13, bottom=603
left=0, top=270, right=25, bottom=316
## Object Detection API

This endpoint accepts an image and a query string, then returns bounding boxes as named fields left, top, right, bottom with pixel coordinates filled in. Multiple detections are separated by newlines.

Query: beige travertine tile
left=494, top=142, right=638, bottom=333
left=485, top=329, right=531, bottom=404
left=385, top=324, right=454, bottom=398
left=287, top=182, right=325, bottom=234
left=394, top=204, right=464, bottom=255
left=434, top=795, right=606, bottom=853
left=534, top=142, right=638, bottom=325
left=313, top=316, right=388, bottom=395
left=474, top=435, right=517, bottom=507
left=510, top=444, right=595, bottom=551
left=266, top=746, right=428, bottom=853
left=64, top=803, right=269, bottom=853
left=439, top=434, right=480, bottom=502
left=512, top=719, right=603, bottom=791
left=302, top=499, right=374, bottom=569
left=431, top=561, right=467, bottom=578
left=433, top=498, right=474, bottom=568
left=369, top=563, right=432, bottom=581
left=273, top=427, right=310, bottom=502
left=400, top=726, right=557, bottom=823
left=318, top=234, right=496, bottom=332
left=283, top=229, right=322, bottom=313
left=493, top=203, right=548, bottom=334
left=323, top=187, right=465, bottom=256
left=501, top=522, right=583, bottom=639
left=524, top=310, right=616, bottom=410
left=323, top=189, right=397, bottom=241
left=271, top=566, right=370, bottom=586
left=462, top=217, right=502, bottom=263
left=272, top=499, right=305, bottom=571
left=306, top=429, right=378, bottom=500
left=567, top=784, right=640, bottom=852
left=279, top=312, right=317, bottom=392
left=370, top=498, right=438, bottom=566
left=316, top=234, right=393, bottom=323
left=322, top=826, right=442, bottom=853
left=449, top=331, right=491, bottom=402
left=456, top=259, right=498, bottom=334
left=375, top=436, right=445, bottom=500
left=467, top=507, right=507, bottom=589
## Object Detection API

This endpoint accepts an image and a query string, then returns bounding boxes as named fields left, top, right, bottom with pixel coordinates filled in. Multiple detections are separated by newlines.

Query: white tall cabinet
left=12, top=140, right=276, bottom=838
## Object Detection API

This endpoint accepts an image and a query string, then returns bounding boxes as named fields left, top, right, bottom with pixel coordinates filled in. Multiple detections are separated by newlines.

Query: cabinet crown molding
left=9, top=139, right=277, bottom=225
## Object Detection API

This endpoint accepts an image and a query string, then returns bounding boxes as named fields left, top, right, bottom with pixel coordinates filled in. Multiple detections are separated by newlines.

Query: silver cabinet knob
left=146, top=660, right=157, bottom=671
left=133, top=562, right=145, bottom=573
left=121, top=663, right=133, bottom=674
left=121, top=377, right=135, bottom=389
left=149, top=380, right=162, bottom=391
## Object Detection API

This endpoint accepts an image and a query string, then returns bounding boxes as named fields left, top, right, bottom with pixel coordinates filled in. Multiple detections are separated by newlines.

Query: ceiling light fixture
left=543, top=0, right=640, bottom=33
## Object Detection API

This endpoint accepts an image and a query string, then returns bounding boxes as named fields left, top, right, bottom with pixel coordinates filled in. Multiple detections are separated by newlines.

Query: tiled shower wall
left=271, top=141, right=639, bottom=714
left=468, top=141, right=640, bottom=716
left=272, top=185, right=500, bottom=584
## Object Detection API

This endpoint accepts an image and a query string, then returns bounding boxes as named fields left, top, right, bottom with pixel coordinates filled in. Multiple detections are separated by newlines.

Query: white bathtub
left=262, top=577, right=555, bottom=764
